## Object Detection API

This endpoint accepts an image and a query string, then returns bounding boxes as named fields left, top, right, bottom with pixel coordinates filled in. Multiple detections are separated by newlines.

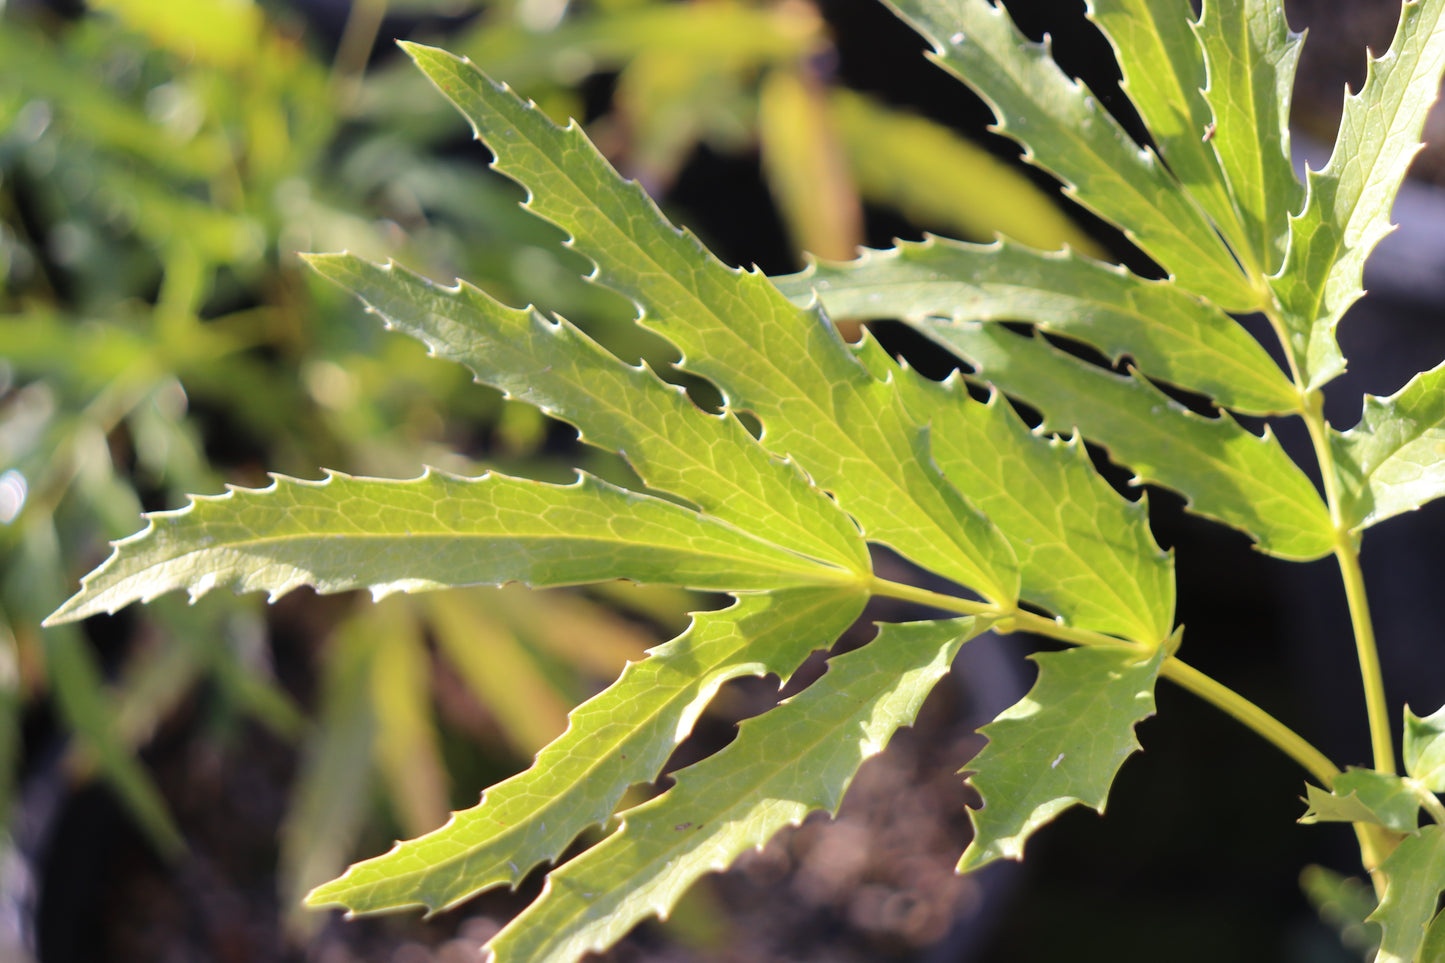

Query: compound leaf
left=305, top=253, right=869, bottom=578
left=1300, top=769, right=1422, bottom=835
left=1334, top=360, right=1445, bottom=531
left=1272, top=0, right=1445, bottom=389
left=404, top=41, right=1020, bottom=605
left=879, top=0, right=1257, bottom=310
left=307, top=587, right=865, bottom=915
left=1369, top=825, right=1445, bottom=963
left=1084, top=0, right=1250, bottom=266
left=774, top=237, right=1298, bottom=415
left=929, top=323, right=1335, bottom=560
left=1404, top=703, right=1445, bottom=792
left=1194, top=0, right=1305, bottom=274
left=958, top=644, right=1164, bottom=871
left=486, top=617, right=982, bottom=963
left=44, top=470, right=858, bottom=625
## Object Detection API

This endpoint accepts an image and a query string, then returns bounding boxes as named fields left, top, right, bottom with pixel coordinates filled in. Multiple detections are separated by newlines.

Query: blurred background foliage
left=2, top=0, right=1099, bottom=958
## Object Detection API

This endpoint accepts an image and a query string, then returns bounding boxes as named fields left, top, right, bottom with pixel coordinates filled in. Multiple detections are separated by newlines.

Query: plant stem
left=867, top=577, right=1340, bottom=786
left=1161, top=658, right=1339, bottom=787
left=1299, top=391, right=1396, bottom=773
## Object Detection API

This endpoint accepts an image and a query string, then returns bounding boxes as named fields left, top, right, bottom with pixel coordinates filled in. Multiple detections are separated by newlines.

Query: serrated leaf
left=1300, top=769, right=1422, bottom=835
left=1369, top=824, right=1445, bottom=963
left=867, top=346, right=1173, bottom=643
left=403, top=42, right=1019, bottom=604
left=879, top=0, right=1257, bottom=310
left=1405, top=704, right=1445, bottom=792
left=1272, top=0, right=1445, bottom=389
left=1334, top=360, right=1445, bottom=531
left=774, top=236, right=1298, bottom=415
left=304, top=253, right=869, bottom=577
left=928, top=323, right=1335, bottom=560
left=1194, top=0, right=1305, bottom=274
left=958, top=644, right=1164, bottom=871
left=1084, top=0, right=1252, bottom=267
left=306, top=587, right=866, bottom=915
left=44, top=469, right=858, bottom=625
left=486, top=616, right=982, bottom=963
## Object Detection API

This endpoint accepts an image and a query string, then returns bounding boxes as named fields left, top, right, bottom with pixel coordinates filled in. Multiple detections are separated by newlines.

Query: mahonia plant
left=43, top=0, right=1445, bottom=959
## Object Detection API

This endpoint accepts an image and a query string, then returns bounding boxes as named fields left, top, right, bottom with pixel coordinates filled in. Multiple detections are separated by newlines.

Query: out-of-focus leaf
left=759, top=69, right=863, bottom=263
left=368, top=598, right=449, bottom=838
left=829, top=89, right=1102, bottom=256
left=89, top=0, right=264, bottom=69
left=427, top=589, right=573, bottom=757
left=1300, top=865, right=1381, bottom=961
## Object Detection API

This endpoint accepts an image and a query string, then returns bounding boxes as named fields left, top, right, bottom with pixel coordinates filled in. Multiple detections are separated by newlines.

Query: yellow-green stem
left=1161, top=658, right=1339, bottom=787
left=868, top=577, right=1339, bottom=786
left=1298, top=390, right=1395, bottom=773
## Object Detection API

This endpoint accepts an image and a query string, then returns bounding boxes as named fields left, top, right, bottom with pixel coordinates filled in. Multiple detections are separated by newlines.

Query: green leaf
left=306, top=587, right=866, bottom=915
left=958, top=644, right=1164, bottom=871
left=1369, top=825, right=1445, bottom=963
left=1404, top=704, right=1445, bottom=792
left=773, top=236, right=1298, bottom=415
left=1334, top=360, right=1445, bottom=531
left=1300, top=865, right=1382, bottom=962
left=403, top=42, right=1020, bottom=605
left=1272, top=0, right=1445, bottom=389
left=43, top=470, right=858, bottom=625
left=304, top=253, right=869, bottom=577
left=878, top=0, right=1257, bottom=310
left=928, top=323, right=1335, bottom=560
left=869, top=348, right=1174, bottom=643
left=1300, top=769, right=1422, bottom=835
left=1193, top=0, right=1305, bottom=274
left=485, top=616, right=982, bottom=963
left=1084, top=0, right=1252, bottom=268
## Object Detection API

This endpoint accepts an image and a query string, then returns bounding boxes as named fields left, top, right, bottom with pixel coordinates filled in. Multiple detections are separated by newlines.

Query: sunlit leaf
left=1334, top=360, right=1445, bottom=531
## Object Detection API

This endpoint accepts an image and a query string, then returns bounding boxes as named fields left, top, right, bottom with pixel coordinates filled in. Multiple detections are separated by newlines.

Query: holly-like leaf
left=307, top=587, right=866, bottom=915
left=958, top=644, right=1164, bottom=871
left=1084, top=0, right=1250, bottom=268
left=1369, top=824, right=1445, bottom=963
left=879, top=0, right=1257, bottom=311
left=304, top=253, right=869, bottom=577
left=1334, top=360, right=1445, bottom=531
left=773, top=236, right=1298, bottom=415
left=484, top=617, right=983, bottom=963
left=1300, top=768, right=1422, bottom=835
left=44, top=470, right=859, bottom=625
left=1404, top=704, right=1445, bottom=792
left=866, top=347, right=1173, bottom=644
left=1194, top=0, right=1305, bottom=274
left=917, top=322, right=1335, bottom=560
left=403, top=42, right=1020, bottom=606
left=1271, top=0, right=1445, bottom=389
